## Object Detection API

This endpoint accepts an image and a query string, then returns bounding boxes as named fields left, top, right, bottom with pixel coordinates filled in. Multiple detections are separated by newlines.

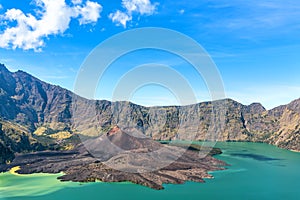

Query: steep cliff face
left=0, top=64, right=72, bottom=130
left=0, top=64, right=81, bottom=164
left=267, top=99, right=300, bottom=150
left=0, top=63, right=300, bottom=159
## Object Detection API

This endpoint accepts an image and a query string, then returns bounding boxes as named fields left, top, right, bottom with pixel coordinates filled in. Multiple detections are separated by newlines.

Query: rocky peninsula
left=0, top=126, right=226, bottom=190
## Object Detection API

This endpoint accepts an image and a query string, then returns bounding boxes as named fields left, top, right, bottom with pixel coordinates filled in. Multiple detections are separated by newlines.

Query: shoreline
left=2, top=144, right=226, bottom=190
left=9, top=166, right=21, bottom=175
left=291, top=149, right=300, bottom=153
left=192, top=140, right=300, bottom=153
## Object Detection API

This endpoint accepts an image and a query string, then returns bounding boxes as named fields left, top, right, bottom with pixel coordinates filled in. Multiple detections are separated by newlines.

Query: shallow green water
left=1, top=142, right=300, bottom=200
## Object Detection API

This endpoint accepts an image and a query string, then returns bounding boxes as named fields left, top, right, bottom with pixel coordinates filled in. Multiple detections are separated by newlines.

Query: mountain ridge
left=0, top=63, right=282, bottom=112
left=0, top=63, right=299, bottom=164
left=0, top=63, right=274, bottom=110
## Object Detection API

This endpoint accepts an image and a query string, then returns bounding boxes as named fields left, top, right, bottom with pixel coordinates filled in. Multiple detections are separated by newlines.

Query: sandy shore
left=9, top=166, right=21, bottom=175
left=291, top=149, right=300, bottom=153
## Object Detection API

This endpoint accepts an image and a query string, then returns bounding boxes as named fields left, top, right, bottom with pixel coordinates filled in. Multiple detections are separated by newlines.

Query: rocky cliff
left=0, top=63, right=299, bottom=164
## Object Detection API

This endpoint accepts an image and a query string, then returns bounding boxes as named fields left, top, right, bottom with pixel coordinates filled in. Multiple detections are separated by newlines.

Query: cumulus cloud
left=0, top=0, right=102, bottom=51
left=122, top=0, right=157, bottom=15
left=77, top=1, right=102, bottom=24
left=109, top=10, right=132, bottom=28
left=109, top=0, right=158, bottom=28
left=72, top=0, right=83, bottom=4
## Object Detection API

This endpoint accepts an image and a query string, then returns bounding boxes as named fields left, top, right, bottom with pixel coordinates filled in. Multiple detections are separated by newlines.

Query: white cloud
left=0, top=4, right=3, bottom=10
left=72, top=0, right=82, bottom=4
left=77, top=1, right=102, bottom=24
left=0, top=0, right=102, bottom=51
left=122, top=0, right=157, bottom=15
left=109, top=10, right=132, bottom=28
left=109, top=0, right=158, bottom=28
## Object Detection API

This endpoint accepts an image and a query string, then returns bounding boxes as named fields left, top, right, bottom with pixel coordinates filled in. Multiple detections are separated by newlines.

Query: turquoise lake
left=1, top=142, right=300, bottom=200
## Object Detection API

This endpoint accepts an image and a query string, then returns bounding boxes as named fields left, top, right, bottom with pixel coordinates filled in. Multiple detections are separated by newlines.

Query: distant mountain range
left=0, top=63, right=299, bottom=164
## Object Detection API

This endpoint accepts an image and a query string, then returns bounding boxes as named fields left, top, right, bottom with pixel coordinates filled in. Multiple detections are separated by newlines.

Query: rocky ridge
left=0, top=63, right=300, bottom=166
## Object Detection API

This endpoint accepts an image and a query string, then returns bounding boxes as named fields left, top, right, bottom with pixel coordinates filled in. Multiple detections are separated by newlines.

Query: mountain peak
left=14, top=69, right=34, bottom=78
left=0, top=63, right=10, bottom=73
left=286, top=98, right=300, bottom=113
left=248, top=103, right=266, bottom=113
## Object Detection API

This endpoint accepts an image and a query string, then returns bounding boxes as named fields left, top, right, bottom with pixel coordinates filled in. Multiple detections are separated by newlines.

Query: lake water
left=1, top=142, right=300, bottom=200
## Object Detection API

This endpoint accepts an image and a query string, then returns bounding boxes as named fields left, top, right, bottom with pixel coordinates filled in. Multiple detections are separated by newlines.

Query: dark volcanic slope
left=1, top=126, right=226, bottom=190
left=79, top=126, right=164, bottom=161
left=0, top=63, right=300, bottom=166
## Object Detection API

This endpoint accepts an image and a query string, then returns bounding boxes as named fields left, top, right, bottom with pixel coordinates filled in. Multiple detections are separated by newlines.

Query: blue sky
left=0, top=0, right=300, bottom=109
